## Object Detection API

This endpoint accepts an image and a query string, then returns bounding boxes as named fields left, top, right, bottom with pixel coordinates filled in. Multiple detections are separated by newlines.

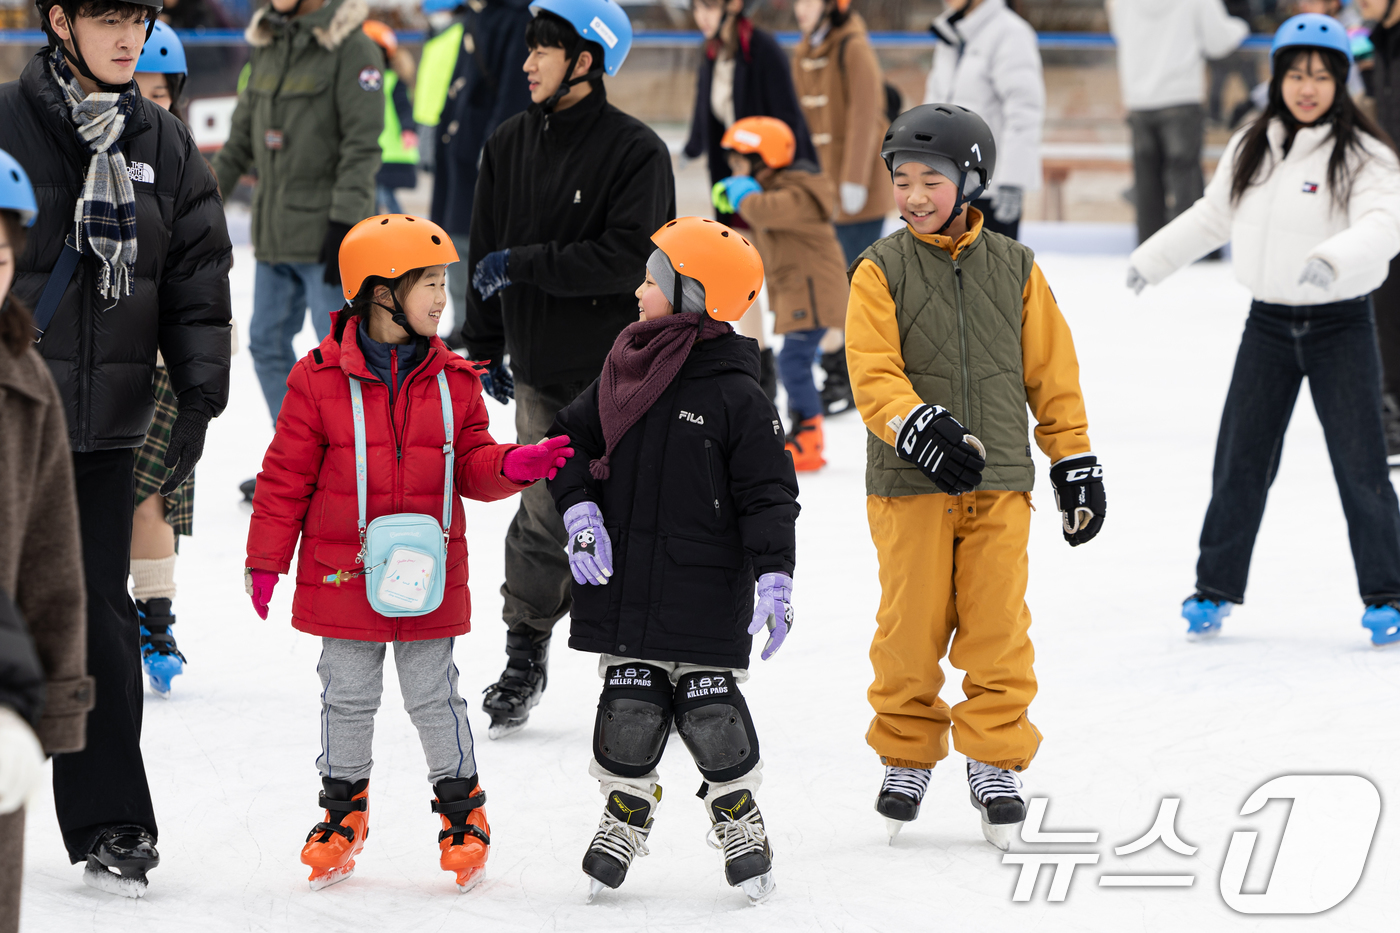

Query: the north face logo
left=679, top=410, right=704, bottom=425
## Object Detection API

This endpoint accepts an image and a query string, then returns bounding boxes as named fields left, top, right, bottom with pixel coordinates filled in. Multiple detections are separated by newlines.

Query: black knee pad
left=672, top=671, right=759, bottom=783
left=593, top=664, right=674, bottom=779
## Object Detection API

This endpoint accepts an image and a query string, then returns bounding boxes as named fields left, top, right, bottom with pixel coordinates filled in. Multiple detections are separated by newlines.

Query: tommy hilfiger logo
left=1302, top=181, right=1319, bottom=194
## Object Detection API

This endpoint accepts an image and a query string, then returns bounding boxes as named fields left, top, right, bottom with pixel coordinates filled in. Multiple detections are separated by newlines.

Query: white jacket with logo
left=1106, top=0, right=1249, bottom=111
left=1130, top=120, right=1400, bottom=305
left=922, top=0, right=1044, bottom=192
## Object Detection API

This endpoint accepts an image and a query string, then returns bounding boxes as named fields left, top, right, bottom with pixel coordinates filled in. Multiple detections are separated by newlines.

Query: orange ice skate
left=784, top=414, right=826, bottom=471
left=301, top=777, right=370, bottom=890
left=433, top=776, right=490, bottom=893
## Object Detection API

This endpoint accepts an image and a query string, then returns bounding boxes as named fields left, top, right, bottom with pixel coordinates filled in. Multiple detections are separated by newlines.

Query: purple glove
left=504, top=435, right=574, bottom=483
left=748, top=572, right=793, bottom=660
left=563, top=501, right=613, bottom=585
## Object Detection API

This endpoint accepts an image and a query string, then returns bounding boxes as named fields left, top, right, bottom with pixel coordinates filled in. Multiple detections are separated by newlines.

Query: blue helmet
left=1271, top=13, right=1353, bottom=67
left=528, top=0, right=633, bottom=76
left=421, top=0, right=461, bottom=13
left=0, top=148, right=37, bottom=227
left=137, top=20, right=188, bottom=75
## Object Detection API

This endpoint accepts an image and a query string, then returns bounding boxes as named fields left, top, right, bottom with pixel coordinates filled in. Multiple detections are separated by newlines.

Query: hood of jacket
left=246, top=0, right=370, bottom=50
left=931, top=0, right=1006, bottom=46
left=680, top=329, right=762, bottom=383
left=765, top=162, right=837, bottom=221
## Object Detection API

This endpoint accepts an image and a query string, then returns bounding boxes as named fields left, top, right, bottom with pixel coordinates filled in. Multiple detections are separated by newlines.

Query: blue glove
left=564, top=501, right=613, bottom=586
left=473, top=249, right=511, bottom=300
left=476, top=359, right=514, bottom=404
left=748, top=572, right=793, bottom=660
left=712, top=175, right=762, bottom=214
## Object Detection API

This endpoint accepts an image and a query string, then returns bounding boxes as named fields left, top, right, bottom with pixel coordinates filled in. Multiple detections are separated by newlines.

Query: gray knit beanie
left=646, top=248, right=708, bottom=316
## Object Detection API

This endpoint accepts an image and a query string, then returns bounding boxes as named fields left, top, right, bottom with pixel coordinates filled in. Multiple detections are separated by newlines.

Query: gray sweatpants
left=590, top=655, right=764, bottom=813
left=316, top=637, right=476, bottom=785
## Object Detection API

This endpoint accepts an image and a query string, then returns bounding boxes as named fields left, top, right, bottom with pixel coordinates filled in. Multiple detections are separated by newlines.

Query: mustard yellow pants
left=865, top=490, right=1042, bottom=773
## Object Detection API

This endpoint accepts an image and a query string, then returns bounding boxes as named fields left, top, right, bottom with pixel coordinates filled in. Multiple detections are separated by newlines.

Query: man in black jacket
left=463, top=0, right=674, bottom=737
left=1361, top=0, right=1400, bottom=458
left=0, top=0, right=231, bottom=895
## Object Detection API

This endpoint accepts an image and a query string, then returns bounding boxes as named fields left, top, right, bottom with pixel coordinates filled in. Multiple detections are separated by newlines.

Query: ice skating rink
left=20, top=244, right=1400, bottom=932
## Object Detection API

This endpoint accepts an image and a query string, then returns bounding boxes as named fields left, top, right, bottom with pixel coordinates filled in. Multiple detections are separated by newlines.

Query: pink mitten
left=503, top=435, right=574, bottom=483
left=245, top=569, right=278, bottom=620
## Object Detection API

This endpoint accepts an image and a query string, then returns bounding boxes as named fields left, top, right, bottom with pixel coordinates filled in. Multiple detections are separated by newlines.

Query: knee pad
left=593, top=664, right=674, bottom=779
left=672, top=671, right=759, bottom=783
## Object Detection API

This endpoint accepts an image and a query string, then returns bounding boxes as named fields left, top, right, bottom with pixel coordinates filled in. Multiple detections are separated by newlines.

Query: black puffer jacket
left=463, top=84, right=676, bottom=388
left=548, top=330, right=799, bottom=669
left=0, top=52, right=232, bottom=451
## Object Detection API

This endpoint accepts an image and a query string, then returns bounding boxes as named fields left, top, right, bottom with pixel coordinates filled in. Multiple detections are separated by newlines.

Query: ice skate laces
left=706, top=805, right=767, bottom=862
left=590, top=808, right=651, bottom=867
left=967, top=760, right=1024, bottom=804
left=881, top=766, right=931, bottom=802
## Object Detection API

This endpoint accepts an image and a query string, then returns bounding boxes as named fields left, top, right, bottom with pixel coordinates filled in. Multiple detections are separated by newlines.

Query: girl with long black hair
left=1126, top=14, right=1400, bottom=646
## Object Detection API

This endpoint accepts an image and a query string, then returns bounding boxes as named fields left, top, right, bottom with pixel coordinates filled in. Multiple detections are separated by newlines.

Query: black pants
left=1127, top=104, right=1206, bottom=245
left=52, top=449, right=156, bottom=862
left=970, top=198, right=1020, bottom=241
left=1373, top=254, right=1400, bottom=399
left=1196, top=299, right=1400, bottom=605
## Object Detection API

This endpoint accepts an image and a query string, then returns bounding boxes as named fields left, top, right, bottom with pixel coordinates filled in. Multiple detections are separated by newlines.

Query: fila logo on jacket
left=679, top=410, right=705, bottom=425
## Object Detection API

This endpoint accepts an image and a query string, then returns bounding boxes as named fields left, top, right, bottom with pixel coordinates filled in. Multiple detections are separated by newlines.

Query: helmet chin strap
left=372, top=294, right=431, bottom=353
left=540, top=45, right=602, bottom=114
left=935, top=170, right=985, bottom=236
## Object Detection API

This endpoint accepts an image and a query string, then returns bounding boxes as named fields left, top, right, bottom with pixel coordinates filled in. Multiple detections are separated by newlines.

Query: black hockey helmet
left=36, top=0, right=162, bottom=92
left=882, top=104, right=997, bottom=233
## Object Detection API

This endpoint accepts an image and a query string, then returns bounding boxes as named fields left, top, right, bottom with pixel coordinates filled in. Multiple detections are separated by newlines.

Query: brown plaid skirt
left=133, top=367, right=195, bottom=537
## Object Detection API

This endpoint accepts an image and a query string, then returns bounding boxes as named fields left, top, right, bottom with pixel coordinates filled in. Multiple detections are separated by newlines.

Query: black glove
left=160, top=406, right=211, bottom=496
left=319, top=221, right=355, bottom=286
left=894, top=403, right=985, bottom=494
left=476, top=359, right=514, bottom=404
left=1049, top=454, right=1105, bottom=546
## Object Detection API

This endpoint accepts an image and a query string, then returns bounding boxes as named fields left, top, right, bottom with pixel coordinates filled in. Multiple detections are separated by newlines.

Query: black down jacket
left=548, top=330, right=799, bottom=670
left=0, top=52, right=232, bottom=451
left=463, top=84, right=676, bottom=388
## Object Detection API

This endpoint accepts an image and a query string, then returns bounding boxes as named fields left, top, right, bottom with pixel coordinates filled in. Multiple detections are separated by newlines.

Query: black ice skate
left=481, top=632, right=549, bottom=739
left=876, top=766, right=931, bottom=844
left=967, top=759, right=1026, bottom=851
left=819, top=351, right=855, bottom=416
left=583, top=786, right=660, bottom=901
left=83, top=828, right=159, bottom=898
left=706, top=790, right=774, bottom=904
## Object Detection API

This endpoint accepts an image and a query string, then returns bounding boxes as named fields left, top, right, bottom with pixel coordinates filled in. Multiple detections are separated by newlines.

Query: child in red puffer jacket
left=243, top=215, right=573, bottom=894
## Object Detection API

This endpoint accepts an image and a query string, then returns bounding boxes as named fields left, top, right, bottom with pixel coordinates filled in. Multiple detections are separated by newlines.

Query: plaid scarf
left=49, top=49, right=139, bottom=301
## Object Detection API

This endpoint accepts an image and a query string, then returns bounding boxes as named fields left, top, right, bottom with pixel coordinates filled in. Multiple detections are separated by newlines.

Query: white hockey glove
left=1299, top=258, right=1335, bottom=290
left=0, top=706, right=44, bottom=814
left=840, top=182, right=869, bottom=216
left=991, top=185, right=1023, bottom=224
left=1126, top=266, right=1148, bottom=295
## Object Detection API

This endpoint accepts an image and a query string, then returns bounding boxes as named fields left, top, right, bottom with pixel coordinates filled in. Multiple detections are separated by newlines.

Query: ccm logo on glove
left=894, top=403, right=985, bottom=495
left=1049, top=453, right=1106, bottom=547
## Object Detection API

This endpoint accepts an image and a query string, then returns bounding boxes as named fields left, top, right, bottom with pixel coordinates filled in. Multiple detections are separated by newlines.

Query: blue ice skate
left=137, top=598, right=186, bottom=697
left=1362, top=603, right=1400, bottom=647
left=1182, top=595, right=1231, bottom=638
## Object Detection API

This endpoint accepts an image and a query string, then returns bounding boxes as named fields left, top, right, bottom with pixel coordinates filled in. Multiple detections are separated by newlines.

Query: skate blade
left=740, top=871, right=775, bottom=905
left=308, top=864, right=355, bottom=891
left=454, top=866, right=485, bottom=893
left=147, top=681, right=172, bottom=698
left=1186, top=625, right=1222, bottom=640
left=586, top=877, right=608, bottom=903
left=884, top=817, right=906, bottom=845
left=83, top=865, right=148, bottom=899
left=980, top=819, right=1022, bottom=851
left=487, top=720, right=527, bottom=740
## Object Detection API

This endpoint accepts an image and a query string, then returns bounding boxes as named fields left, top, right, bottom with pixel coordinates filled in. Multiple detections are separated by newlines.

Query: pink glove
left=245, top=569, right=278, bottom=620
left=503, top=435, right=574, bottom=483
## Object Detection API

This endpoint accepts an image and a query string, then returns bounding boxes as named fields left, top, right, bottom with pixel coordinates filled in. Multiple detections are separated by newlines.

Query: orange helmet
left=339, top=214, right=458, bottom=301
left=651, top=216, right=764, bottom=322
left=721, top=116, right=795, bottom=170
left=362, top=20, right=398, bottom=56
left=835, top=0, right=851, bottom=12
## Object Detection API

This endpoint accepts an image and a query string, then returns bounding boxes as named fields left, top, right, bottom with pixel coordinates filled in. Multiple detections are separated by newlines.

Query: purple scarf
left=590, top=314, right=732, bottom=480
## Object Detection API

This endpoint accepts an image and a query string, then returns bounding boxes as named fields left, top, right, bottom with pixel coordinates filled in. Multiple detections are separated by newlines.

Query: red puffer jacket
left=245, top=323, right=528, bottom=642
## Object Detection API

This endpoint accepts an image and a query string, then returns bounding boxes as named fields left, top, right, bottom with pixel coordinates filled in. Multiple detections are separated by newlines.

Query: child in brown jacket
left=712, top=116, right=850, bottom=471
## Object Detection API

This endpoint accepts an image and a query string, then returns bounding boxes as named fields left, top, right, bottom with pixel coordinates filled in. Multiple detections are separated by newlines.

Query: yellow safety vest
left=413, top=23, right=463, bottom=128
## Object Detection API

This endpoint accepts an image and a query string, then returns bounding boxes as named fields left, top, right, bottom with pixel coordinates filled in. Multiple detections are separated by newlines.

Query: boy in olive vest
left=845, top=105, right=1105, bottom=850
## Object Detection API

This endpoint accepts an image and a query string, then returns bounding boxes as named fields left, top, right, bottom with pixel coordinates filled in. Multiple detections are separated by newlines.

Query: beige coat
left=737, top=168, right=851, bottom=334
left=791, top=14, right=893, bottom=226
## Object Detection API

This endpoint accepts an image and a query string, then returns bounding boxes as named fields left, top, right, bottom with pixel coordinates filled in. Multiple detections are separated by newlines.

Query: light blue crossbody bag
left=343, top=372, right=455, bottom=617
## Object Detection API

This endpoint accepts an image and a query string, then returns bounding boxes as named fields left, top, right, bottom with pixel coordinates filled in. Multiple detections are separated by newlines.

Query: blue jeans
left=376, top=184, right=404, bottom=215
left=778, top=327, right=827, bottom=421
left=835, top=219, right=885, bottom=267
left=251, top=261, right=341, bottom=423
left=1196, top=298, right=1400, bottom=605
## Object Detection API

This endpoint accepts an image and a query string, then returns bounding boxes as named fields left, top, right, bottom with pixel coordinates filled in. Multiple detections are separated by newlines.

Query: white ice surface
left=20, top=248, right=1400, bottom=932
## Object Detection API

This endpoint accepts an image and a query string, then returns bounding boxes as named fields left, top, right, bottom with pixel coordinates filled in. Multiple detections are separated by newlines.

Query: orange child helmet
left=721, top=116, right=796, bottom=170
left=339, top=214, right=458, bottom=302
left=362, top=19, right=398, bottom=56
left=651, top=216, right=764, bottom=322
